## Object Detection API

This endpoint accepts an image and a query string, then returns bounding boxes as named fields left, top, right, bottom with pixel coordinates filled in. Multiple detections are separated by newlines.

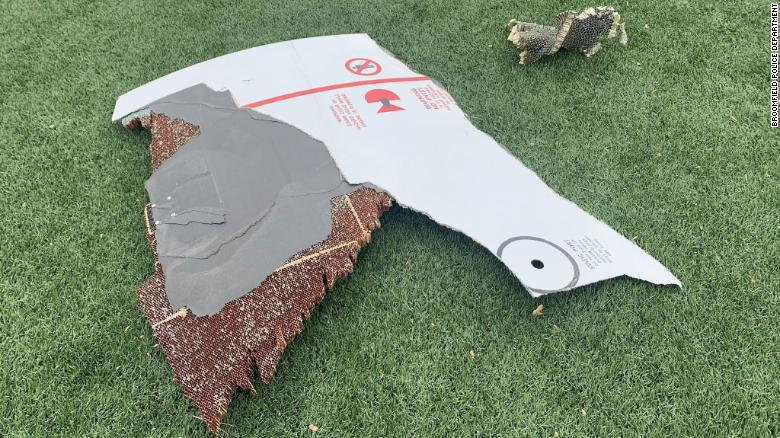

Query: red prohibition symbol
left=345, top=58, right=382, bottom=76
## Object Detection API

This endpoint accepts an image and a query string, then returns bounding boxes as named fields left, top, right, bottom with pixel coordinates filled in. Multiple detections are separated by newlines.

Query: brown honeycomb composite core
left=127, top=113, right=392, bottom=432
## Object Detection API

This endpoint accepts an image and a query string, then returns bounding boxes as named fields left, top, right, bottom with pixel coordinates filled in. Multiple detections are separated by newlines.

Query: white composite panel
left=114, top=34, right=680, bottom=296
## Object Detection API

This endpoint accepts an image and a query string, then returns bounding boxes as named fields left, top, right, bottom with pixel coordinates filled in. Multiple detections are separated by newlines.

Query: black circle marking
left=531, top=259, right=544, bottom=269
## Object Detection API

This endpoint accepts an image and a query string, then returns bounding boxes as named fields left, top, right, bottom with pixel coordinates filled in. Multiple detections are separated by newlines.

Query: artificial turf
left=1, top=0, right=777, bottom=436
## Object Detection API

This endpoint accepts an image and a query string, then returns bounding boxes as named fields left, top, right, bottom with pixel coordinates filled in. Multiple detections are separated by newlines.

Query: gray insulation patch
left=143, top=84, right=360, bottom=315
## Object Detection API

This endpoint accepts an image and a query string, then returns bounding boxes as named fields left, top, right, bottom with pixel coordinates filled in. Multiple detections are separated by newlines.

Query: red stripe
left=241, top=76, right=430, bottom=108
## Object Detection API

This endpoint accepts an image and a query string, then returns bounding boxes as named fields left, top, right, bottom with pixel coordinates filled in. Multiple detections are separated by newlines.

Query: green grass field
left=1, top=0, right=777, bottom=436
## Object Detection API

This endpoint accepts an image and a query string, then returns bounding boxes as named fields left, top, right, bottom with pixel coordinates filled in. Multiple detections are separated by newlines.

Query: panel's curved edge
left=111, top=33, right=372, bottom=122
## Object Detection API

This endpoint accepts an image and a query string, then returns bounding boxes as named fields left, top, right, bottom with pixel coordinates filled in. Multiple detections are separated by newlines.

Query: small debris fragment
left=729, top=116, right=737, bottom=124
left=469, top=350, right=478, bottom=359
left=506, top=6, right=627, bottom=65
left=532, top=304, right=544, bottom=317
left=308, top=423, right=319, bottom=432
left=48, top=124, right=55, bottom=129
left=581, top=407, right=587, bottom=416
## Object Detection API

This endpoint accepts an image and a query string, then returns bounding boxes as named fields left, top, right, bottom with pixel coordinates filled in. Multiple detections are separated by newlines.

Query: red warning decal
left=365, top=89, right=404, bottom=113
left=345, top=58, right=382, bottom=76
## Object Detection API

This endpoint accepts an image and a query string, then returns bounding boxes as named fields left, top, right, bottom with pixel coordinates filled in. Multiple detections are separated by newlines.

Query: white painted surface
left=114, top=34, right=680, bottom=296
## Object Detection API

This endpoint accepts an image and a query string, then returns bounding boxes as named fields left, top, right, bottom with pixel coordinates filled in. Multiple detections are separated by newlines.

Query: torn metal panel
left=127, top=112, right=391, bottom=432
left=114, top=34, right=680, bottom=299
left=139, top=85, right=360, bottom=315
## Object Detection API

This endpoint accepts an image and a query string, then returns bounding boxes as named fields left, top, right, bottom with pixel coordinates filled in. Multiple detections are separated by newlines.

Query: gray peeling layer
left=139, top=85, right=361, bottom=315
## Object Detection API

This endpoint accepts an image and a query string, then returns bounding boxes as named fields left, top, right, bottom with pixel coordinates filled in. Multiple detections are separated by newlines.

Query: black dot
left=531, top=259, right=544, bottom=269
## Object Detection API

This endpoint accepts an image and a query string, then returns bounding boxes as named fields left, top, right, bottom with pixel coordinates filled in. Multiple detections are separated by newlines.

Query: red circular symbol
left=345, top=58, right=382, bottom=76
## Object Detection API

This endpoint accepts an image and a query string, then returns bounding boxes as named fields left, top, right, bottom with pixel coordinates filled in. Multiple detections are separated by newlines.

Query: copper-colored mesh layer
left=149, top=113, right=201, bottom=171
left=127, top=113, right=392, bottom=432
